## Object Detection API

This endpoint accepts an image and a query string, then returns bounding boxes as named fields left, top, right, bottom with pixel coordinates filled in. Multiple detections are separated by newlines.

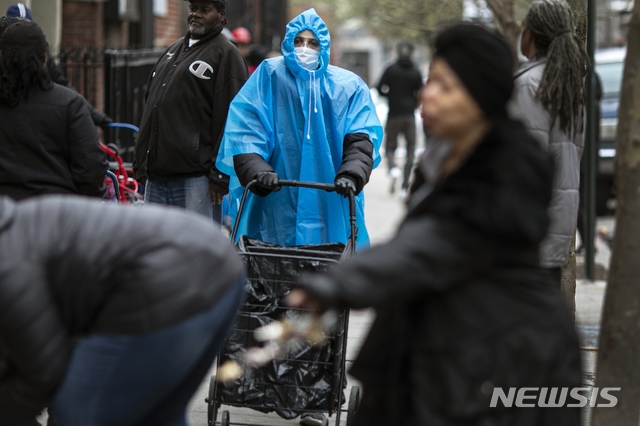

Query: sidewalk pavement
left=185, top=163, right=610, bottom=425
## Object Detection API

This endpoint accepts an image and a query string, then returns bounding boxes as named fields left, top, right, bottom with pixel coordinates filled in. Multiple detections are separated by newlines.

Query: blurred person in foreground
left=376, top=41, right=424, bottom=198
left=216, top=8, right=383, bottom=252
left=134, top=0, right=247, bottom=223
left=0, top=195, right=244, bottom=425
left=509, top=0, right=588, bottom=283
left=288, top=23, right=581, bottom=425
left=0, top=19, right=107, bottom=200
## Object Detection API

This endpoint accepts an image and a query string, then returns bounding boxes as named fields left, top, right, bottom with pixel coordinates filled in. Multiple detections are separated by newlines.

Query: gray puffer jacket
left=509, top=58, right=584, bottom=268
left=0, top=196, right=244, bottom=424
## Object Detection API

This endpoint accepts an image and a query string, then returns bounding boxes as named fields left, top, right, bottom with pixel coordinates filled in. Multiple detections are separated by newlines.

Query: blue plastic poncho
left=216, top=8, right=383, bottom=249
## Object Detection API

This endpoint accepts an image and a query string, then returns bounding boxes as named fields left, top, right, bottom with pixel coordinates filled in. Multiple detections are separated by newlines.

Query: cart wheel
left=221, top=410, right=230, bottom=426
left=347, top=385, right=361, bottom=426
left=206, top=375, right=218, bottom=426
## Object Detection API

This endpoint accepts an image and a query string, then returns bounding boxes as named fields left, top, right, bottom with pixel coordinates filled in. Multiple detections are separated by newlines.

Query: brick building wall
left=60, top=1, right=106, bottom=116
left=61, top=1, right=104, bottom=47
left=154, top=0, right=185, bottom=48
left=55, top=1, right=187, bottom=118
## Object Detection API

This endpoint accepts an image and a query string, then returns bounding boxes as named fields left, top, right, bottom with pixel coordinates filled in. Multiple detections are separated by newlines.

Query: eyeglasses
left=294, top=36, right=320, bottom=50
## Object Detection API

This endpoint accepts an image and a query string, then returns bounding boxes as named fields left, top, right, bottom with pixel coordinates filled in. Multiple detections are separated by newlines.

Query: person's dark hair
left=524, top=0, right=588, bottom=135
left=0, top=20, right=52, bottom=107
left=246, top=46, right=267, bottom=67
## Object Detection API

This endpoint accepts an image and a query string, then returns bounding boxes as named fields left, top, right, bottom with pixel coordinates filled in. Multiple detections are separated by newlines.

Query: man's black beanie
left=433, top=23, right=514, bottom=118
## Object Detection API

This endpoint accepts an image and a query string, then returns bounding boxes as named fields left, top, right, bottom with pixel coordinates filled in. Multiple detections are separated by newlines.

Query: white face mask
left=294, top=47, right=320, bottom=71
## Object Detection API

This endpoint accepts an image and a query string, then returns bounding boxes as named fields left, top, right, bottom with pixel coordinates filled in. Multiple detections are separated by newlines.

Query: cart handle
left=106, top=122, right=140, bottom=133
left=231, top=179, right=358, bottom=252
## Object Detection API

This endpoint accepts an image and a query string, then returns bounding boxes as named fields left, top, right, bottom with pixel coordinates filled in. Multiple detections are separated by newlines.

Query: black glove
left=254, top=171, right=280, bottom=196
left=334, top=176, right=356, bottom=197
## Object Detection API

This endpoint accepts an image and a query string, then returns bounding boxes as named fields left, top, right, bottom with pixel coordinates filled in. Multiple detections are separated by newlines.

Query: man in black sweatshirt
left=376, top=42, right=423, bottom=197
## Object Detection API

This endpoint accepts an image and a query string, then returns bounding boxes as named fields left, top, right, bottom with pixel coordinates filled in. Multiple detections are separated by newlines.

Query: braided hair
left=0, top=19, right=52, bottom=107
left=524, top=0, right=588, bottom=135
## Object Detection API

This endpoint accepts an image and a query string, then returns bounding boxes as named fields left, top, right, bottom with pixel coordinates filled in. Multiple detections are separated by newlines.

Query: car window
left=595, top=61, right=624, bottom=97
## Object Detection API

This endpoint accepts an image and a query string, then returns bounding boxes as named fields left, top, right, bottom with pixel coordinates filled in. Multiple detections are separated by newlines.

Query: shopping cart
left=100, top=122, right=143, bottom=204
left=206, top=180, right=362, bottom=426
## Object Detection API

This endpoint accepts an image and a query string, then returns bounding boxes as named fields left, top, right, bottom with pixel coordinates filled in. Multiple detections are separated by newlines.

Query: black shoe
left=300, top=413, right=326, bottom=426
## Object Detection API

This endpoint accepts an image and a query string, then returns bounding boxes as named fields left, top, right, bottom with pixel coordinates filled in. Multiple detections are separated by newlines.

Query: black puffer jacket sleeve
left=233, top=153, right=274, bottom=185
left=335, top=133, right=374, bottom=194
left=233, top=153, right=275, bottom=196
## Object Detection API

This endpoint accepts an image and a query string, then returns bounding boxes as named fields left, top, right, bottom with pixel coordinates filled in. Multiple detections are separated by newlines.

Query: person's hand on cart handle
left=334, top=176, right=356, bottom=197
left=255, top=171, right=281, bottom=194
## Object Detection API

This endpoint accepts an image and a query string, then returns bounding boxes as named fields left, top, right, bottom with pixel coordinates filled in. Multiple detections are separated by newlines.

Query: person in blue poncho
left=216, top=8, right=383, bottom=253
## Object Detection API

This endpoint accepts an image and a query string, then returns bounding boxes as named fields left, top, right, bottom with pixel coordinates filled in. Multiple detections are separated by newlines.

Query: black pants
left=385, top=115, right=416, bottom=189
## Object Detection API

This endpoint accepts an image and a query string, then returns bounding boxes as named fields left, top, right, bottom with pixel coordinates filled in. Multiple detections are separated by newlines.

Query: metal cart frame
left=206, top=180, right=362, bottom=426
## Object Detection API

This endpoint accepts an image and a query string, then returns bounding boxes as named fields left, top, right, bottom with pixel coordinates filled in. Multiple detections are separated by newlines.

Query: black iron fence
left=104, top=49, right=162, bottom=162
left=56, top=47, right=162, bottom=163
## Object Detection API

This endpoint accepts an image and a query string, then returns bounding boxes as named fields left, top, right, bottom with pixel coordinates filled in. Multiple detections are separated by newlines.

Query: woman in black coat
left=0, top=19, right=107, bottom=200
left=0, top=195, right=245, bottom=425
left=289, top=23, right=582, bottom=425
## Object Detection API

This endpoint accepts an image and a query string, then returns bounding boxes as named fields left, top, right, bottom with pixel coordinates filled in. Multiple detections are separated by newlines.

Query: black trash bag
left=219, top=236, right=347, bottom=419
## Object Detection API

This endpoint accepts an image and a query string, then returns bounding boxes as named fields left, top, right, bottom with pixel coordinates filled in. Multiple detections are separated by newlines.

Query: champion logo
left=166, top=52, right=175, bottom=60
left=189, top=61, right=214, bottom=80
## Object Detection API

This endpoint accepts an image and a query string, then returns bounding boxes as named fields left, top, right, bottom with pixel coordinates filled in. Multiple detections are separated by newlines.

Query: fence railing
left=56, top=47, right=163, bottom=163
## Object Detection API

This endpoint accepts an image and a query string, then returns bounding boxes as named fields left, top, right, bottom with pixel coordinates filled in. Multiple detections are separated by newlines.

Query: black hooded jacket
left=299, top=120, right=582, bottom=425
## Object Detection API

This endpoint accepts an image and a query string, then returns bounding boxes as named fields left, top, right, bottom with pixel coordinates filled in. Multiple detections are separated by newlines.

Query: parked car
left=594, top=46, right=626, bottom=214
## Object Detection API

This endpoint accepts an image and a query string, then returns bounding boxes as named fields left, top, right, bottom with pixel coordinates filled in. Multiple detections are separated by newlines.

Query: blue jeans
left=51, top=278, right=245, bottom=426
left=145, top=176, right=222, bottom=224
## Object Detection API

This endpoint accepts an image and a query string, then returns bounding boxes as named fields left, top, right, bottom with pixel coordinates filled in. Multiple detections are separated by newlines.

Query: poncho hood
left=281, top=8, right=330, bottom=80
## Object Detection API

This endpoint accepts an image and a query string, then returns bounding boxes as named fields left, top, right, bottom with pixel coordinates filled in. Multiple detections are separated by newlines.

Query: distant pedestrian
left=217, top=8, right=383, bottom=252
left=289, top=22, right=581, bottom=426
left=376, top=41, right=423, bottom=198
left=134, top=0, right=247, bottom=223
left=0, top=19, right=107, bottom=200
left=509, top=0, right=588, bottom=283
left=231, top=26, right=252, bottom=57
left=0, top=195, right=245, bottom=426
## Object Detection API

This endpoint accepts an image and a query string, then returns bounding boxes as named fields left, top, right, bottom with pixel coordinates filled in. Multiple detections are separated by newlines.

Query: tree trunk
left=591, top=2, right=640, bottom=424
left=485, top=0, right=521, bottom=58
left=559, top=0, right=587, bottom=318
